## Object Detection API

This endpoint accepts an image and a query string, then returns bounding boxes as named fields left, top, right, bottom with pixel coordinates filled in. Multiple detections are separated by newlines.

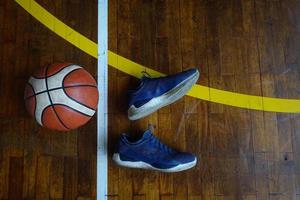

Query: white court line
left=97, top=0, right=108, bottom=199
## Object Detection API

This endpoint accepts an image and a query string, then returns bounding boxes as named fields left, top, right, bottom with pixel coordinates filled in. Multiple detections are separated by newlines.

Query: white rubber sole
left=112, top=153, right=197, bottom=173
left=128, top=70, right=199, bottom=120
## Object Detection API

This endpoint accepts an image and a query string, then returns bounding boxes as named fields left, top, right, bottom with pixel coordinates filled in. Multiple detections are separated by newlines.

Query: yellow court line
left=15, top=0, right=300, bottom=113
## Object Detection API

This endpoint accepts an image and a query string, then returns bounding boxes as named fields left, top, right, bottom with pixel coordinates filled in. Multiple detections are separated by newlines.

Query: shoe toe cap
left=174, top=152, right=197, bottom=164
left=182, top=68, right=199, bottom=78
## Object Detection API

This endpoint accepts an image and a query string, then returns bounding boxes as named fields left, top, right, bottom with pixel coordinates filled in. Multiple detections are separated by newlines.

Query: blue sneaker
left=112, top=129, right=197, bottom=172
left=128, top=68, right=199, bottom=120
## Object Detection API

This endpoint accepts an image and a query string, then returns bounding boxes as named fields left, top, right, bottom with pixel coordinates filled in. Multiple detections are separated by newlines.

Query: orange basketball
left=24, top=63, right=99, bottom=131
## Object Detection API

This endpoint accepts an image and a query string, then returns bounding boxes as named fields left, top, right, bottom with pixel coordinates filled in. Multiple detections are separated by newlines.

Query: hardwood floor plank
left=133, top=195, right=146, bottom=200
left=8, top=156, right=24, bottom=200
left=0, top=150, right=9, bottom=199
left=186, top=114, right=201, bottom=196
left=36, top=155, right=51, bottom=200
left=23, top=151, right=37, bottom=199
left=158, top=113, right=173, bottom=195
left=63, top=157, right=78, bottom=200
left=2, top=0, right=300, bottom=199
left=106, top=0, right=300, bottom=199
left=117, top=0, right=131, bottom=78
left=160, top=195, right=173, bottom=200
left=77, top=159, right=93, bottom=197
left=118, top=168, right=133, bottom=200
left=172, top=112, right=187, bottom=197
left=49, top=156, right=64, bottom=199
left=108, top=114, right=120, bottom=196
left=254, top=152, right=269, bottom=200
left=1, top=0, right=97, bottom=199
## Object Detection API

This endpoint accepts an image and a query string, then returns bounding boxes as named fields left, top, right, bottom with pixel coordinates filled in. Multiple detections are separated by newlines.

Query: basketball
left=24, top=63, right=99, bottom=131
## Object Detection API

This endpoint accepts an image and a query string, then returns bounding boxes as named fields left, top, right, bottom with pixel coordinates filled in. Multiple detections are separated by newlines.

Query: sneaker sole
left=112, top=153, right=197, bottom=173
left=128, top=70, right=200, bottom=120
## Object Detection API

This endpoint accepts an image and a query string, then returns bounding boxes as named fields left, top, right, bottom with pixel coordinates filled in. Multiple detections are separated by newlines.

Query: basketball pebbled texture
left=24, top=63, right=99, bottom=131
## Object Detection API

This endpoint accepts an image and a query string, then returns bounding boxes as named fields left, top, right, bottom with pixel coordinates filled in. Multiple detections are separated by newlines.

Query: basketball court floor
left=0, top=0, right=300, bottom=199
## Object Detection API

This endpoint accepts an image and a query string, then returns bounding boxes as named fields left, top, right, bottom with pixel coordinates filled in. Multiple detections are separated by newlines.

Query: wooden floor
left=108, top=0, right=300, bottom=200
left=0, top=0, right=97, bottom=199
left=0, top=0, right=300, bottom=200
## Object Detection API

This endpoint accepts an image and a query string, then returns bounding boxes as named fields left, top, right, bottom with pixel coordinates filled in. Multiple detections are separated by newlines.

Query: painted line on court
left=15, top=0, right=300, bottom=113
left=97, top=0, right=108, bottom=199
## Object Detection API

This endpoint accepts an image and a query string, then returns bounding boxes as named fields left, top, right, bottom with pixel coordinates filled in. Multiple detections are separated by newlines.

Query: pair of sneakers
left=113, top=69, right=200, bottom=172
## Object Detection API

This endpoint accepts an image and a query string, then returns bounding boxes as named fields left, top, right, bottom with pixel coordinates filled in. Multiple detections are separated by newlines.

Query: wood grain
left=0, top=0, right=97, bottom=199
left=108, top=0, right=300, bottom=200
left=1, top=0, right=300, bottom=199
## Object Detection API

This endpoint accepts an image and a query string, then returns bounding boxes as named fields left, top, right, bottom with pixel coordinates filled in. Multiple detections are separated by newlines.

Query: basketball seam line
left=41, top=105, right=52, bottom=127
left=26, top=83, right=36, bottom=97
left=62, top=87, right=97, bottom=112
left=24, top=84, right=98, bottom=100
left=61, top=67, right=98, bottom=111
left=26, top=83, right=37, bottom=117
left=61, top=67, right=97, bottom=91
left=32, top=63, right=75, bottom=79
left=44, top=64, right=70, bottom=130
left=51, top=103, right=94, bottom=118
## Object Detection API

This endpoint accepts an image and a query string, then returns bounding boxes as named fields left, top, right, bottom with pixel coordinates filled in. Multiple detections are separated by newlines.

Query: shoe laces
left=146, top=124, right=174, bottom=154
left=151, top=133, right=174, bottom=155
